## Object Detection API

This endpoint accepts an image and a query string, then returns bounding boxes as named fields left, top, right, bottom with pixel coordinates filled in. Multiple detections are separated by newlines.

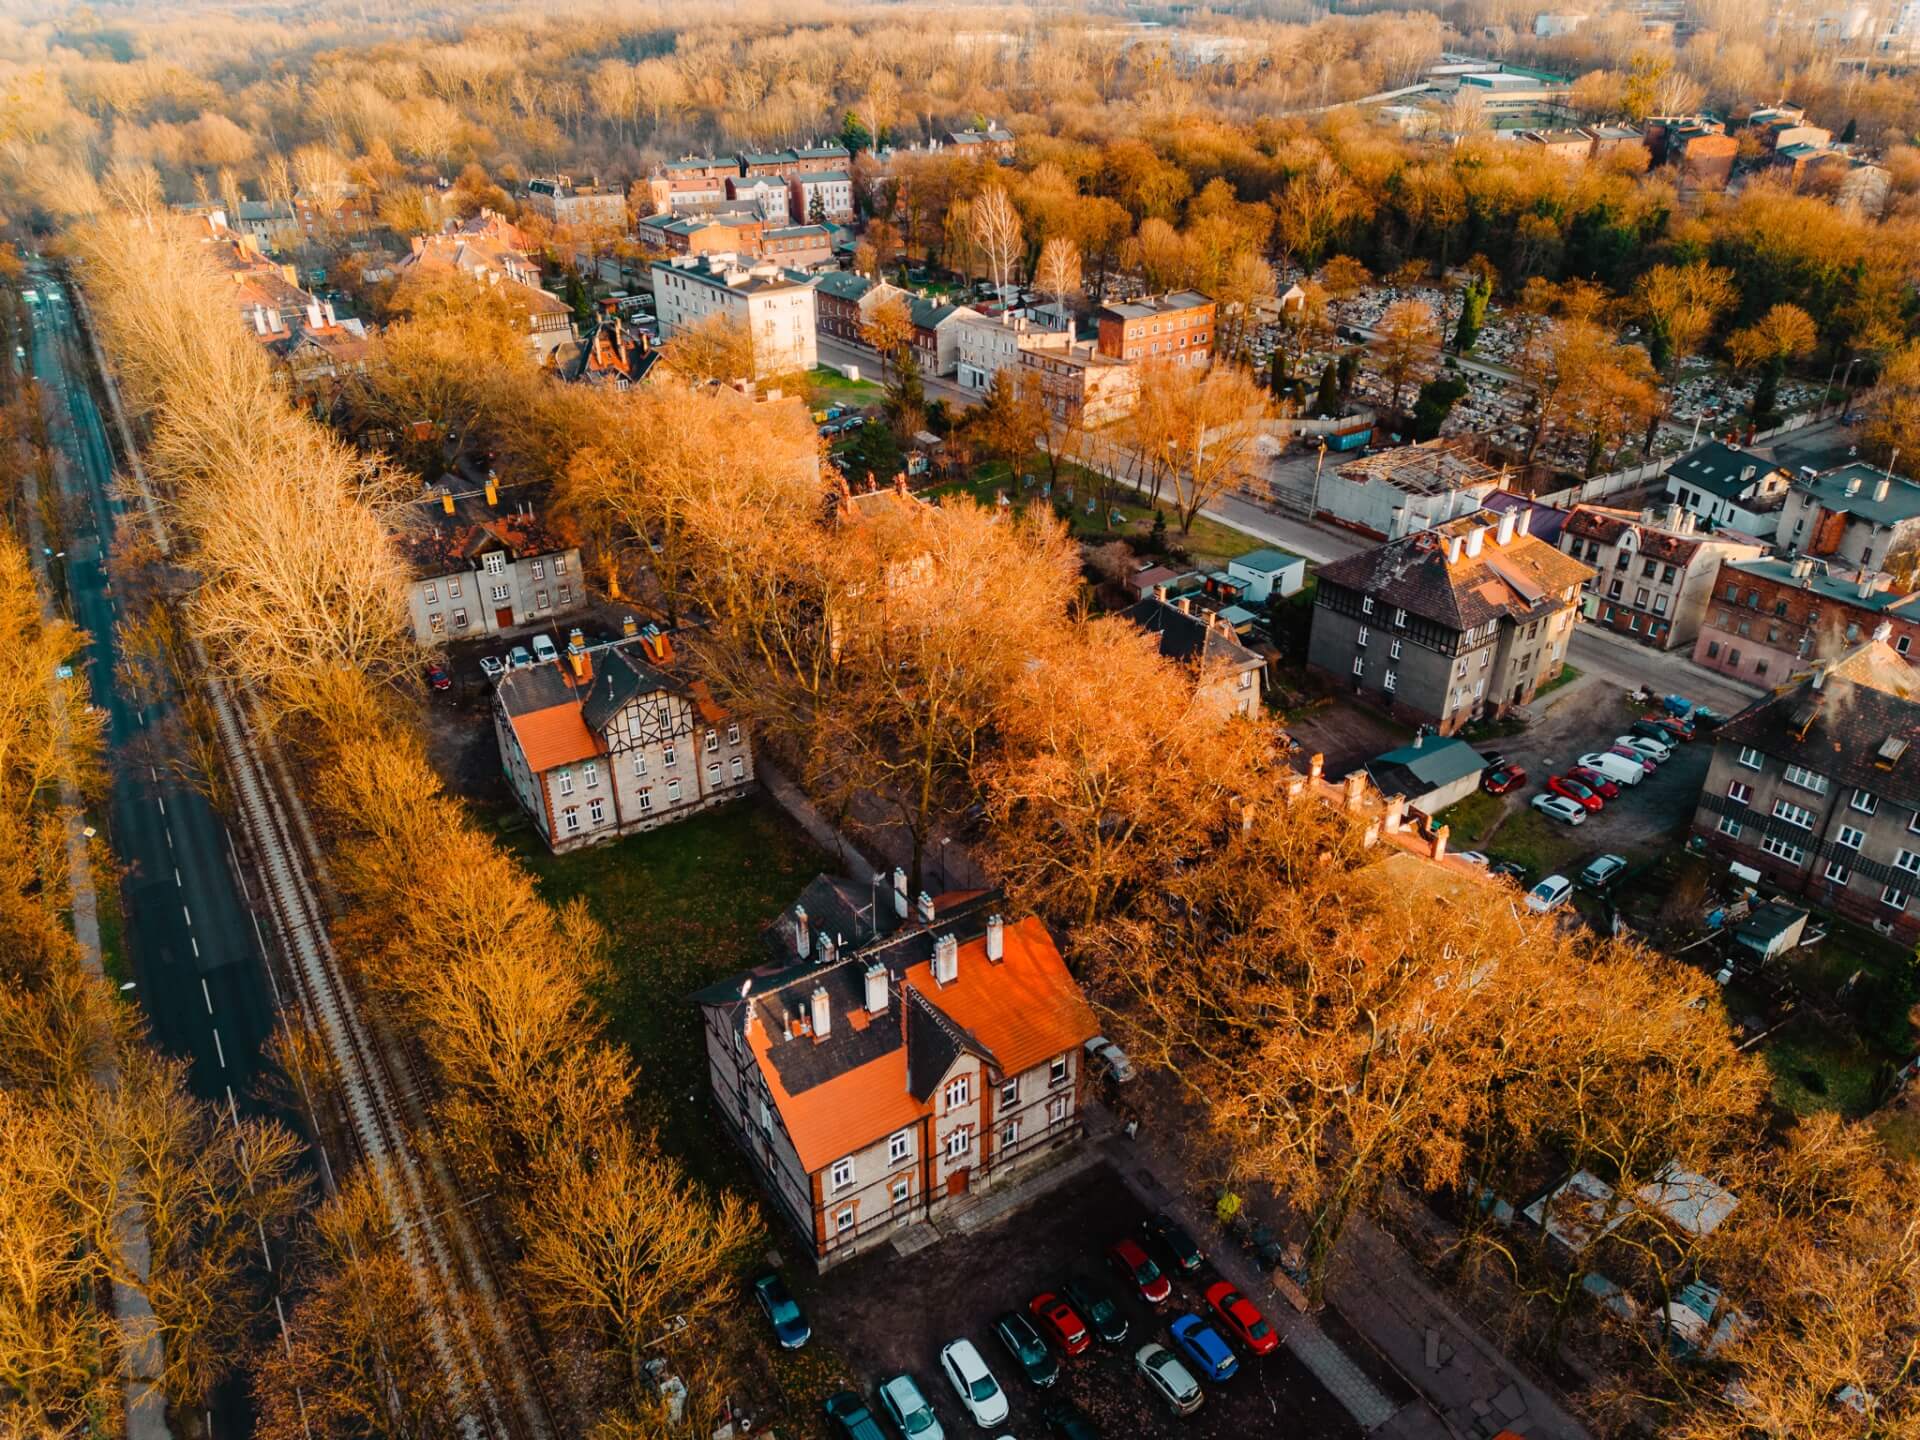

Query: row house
left=739, top=143, right=853, bottom=181
left=523, top=175, right=628, bottom=230
left=1691, top=639, right=1920, bottom=943
left=494, top=630, right=754, bottom=853
left=906, top=294, right=979, bottom=377
left=814, top=270, right=888, bottom=345
left=293, top=181, right=373, bottom=238
left=1096, top=291, right=1215, bottom=367
left=953, top=311, right=1074, bottom=393
left=1662, top=439, right=1793, bottom=539
left=1559, top=504, right=1765, bottom=652
left=651, top=254, right=818, bottom=379
left=1017, top=342, right=1138, bottom=427
left=400, top=482, right=586, bottom=644
left=1692, top=556, right=1920, bottom=686
left=760, top=224, right=835, bottom=270
left=945, top=123, right=1016, bottom=159
left=728, top=176, right=792, bottom=223
left=694, top=880, right=1096, bottom=1268
left=636, top=211, right=766, bottom=257
left=647, top=157, right=735, bottom=213
left=1309, top=510, right=1593, bottom=735
left=1778, top=463, right=1920, bottom=574
left=790, top=170, right=855, bottom=224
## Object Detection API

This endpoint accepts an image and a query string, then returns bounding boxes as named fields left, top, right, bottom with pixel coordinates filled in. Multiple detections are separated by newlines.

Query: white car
left=1580, top=751, right=1645, bottom=786
left=1525, top=875, right=1573, bottom=913
left=1532, top=794, right=1587, bottom=826
left=1084, top=1035, right=1137, bottom=1084
left=1135, top=1342, right=1204, bottom=1416
left=1614, top=734, right=1672, bottom=764
left=878, top=1373, right=944, bottom=1439
left=939, top=1339, right=1009, bottom=1428
left=1455, top=850, right=1491, bottom=867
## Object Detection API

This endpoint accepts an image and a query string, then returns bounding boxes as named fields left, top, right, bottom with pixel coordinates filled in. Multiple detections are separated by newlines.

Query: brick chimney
left=1309, top=752, right=1325, bottom=781
left=1343, top=770, right=1367, bottom=812
left=1432, top=823, right=1450, bottom=862
left=1384, top=795, right=1407, bottom=833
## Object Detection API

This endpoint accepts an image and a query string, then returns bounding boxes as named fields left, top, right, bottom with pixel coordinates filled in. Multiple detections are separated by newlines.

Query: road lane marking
left=165, top=828, right=173, bottom=849
left=213, top=1029, right=225, bottom=1068
left=155, top=795, right=164, bottom=815
left=201, top=977, right=212, bottom=1013
left=174, top=867, right=181, bottom=887
left=190, top=936, right=199, bottom=958
left=182, top=905, right=192, bottom=927
left=149, top=765, right=157, bottom=782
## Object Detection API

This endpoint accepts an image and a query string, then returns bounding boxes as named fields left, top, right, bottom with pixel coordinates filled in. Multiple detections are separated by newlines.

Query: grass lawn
left=1762, top=1019, right=1884, bottom=1119
left=1480, top=807, right=1588, bottom=878
left=519, top=796, right=827, bottom=1186
left=93, top=838, right=129, bottom=987
left=1535, top=663, right=1582, bottom=699
left=807, top=366, right=882, bottom=405
left=1435, top=790, right=1507, bottom=847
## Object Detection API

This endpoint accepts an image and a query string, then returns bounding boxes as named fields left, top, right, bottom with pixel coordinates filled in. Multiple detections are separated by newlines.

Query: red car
left=425, top=662, right=452, bottom=691
left=1641, top=713, right=1695, bottom=742
left=1482, top=766, right=1527, bottom=795
left=1567, top=765, right=1619, bottom=800
left=1545, top=775, right=1603, bottom=811
left=1107, top=1237, right=1171, bottom=1306
left=1028, top=1291, right=1091, bottom=1356
left=1204, top=1281, right=1279, bottom=1357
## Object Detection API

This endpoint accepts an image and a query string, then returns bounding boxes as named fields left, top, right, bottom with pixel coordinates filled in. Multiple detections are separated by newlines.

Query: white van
left=1580, top=751, right=1646, bottom=787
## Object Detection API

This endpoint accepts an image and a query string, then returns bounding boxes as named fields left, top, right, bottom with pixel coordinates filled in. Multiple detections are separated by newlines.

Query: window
left=663, top=745, right=677, bottom=767
left=1755, top=659, right=1769, bottom=676
left=452, top=609, right=469, bottom=630
left=1707, top=640, right=1720, bottom=658
left=888, top=1130, right=911, bottom=1164
left=1049, top=1055, right=1069, bottom=1087
left=835, top=1207, right=855, bottom=1235
left=727, top=722, right=741, bottom=745
left=562, top=807, right=580, bottom=834
left=730, top=756, right=745, bottom=780
left=1853, top=789, right=1879, bottom=815
left=1737, top=747, right=1764, bottom=770
left=666, top=779, right=681, bottom=803
left=1384, top=670, right=1398, bottom=692
left=1001, top=1077, right=1019, bottom=1106
left=1909, top=810, right=1920, bottom=835
left=553, top=555, right=568, bottom=575
left=582, top=762, right=599, bottom=789
left=424, top=582, right=438, bottom=604
left=1608, top=578, right=1625, bottom=600
left=1838, top=825, right=1866, bottom=849
left=429, top=612, right=445, bottom=635
left=1356, top=626, right=1369, bottom=648
left=1047, top=1095, right=1069, bottom=1125
left=1635, top=587, right=1650, bottom=608
left=705, top=729, right=719, bottom=753
left=1825, top=859, right=1851, bottom=884
left=1772, top=799, right=1815, bottom=829
left=632, top=753, right=648, bottom=778
left=1784, top=765, right=1827, bottom=794
left=1628, top=615, right=1640, bottom=632
left=1718, top=815, right=1743, bottom=838
left=890, top=1178, right=910, bottom=1206
left=945, top=1075, right=971, bottom=1109
left=706, top=762, right=720, bottom=784
left=1901, top=635, right=1913, bottom=656
left=1393, top=608, right=1407, bottom=627
left=1352, top=656, right=1365, bottom=677
left=1002, top=1120, right=1021, bottom=1148
left=1760, top=833, right=1806, bottom=866
left=1729, top=647, right=1742, bottom=664
left=1389, top=639, right=1403, bottom=660
left=556, top=770, right=574, bottom=797
left=946, top=1129, right=971, bottom=1160
left=1642, top=559, right=1658, bottom=578
left=484, top=552, right=505, bottom=575
left=1654, top=594, right=1669, bottom=616
left=1727, top=781, right=1752, bottom=804
left=1361, top=596, right=1374, bottom=615
left=448, top=577, right=464, bottom=601
left=530, top=559, right=545, bottom=580
left=535, top=589, right=549, bottom=610
left=1662, top=565, right=1677, bottom=584
left=490, top=583, right=510, bottom=604
left=1724, top=582, right=1739, bottom=602
left=637, top=788, right=652, bottom=812
left=1896, top=849, right=1920, bottom=877
left=830, top=1157, right=855, bottom=1190
left=1883, top=884, right=1910, bottom=911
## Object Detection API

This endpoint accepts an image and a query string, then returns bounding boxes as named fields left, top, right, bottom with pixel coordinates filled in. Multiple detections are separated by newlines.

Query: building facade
left=524, top=176, right=628, bottom=229
left=1690, top=640, right=1920, bottom=943
left=651, top=254, right=818, bottom=378
left=1309, top=510, right=1593, bottom=734
left=1096, top=291, right=1215, bottom=366
left=1778, top=463, right=1920, bottom=573
left=1662, top=440, right=1793, bottom=538
left=1315, top=439, right=1502, bottom=541
left=1018, top=342, right=1138, bottom=426
left=789, top=170, right=855, bottom=224
left=1691, top=556, right=1920, bottom=685
left=1124, top=592, right=1266, bottom=719
left=401, top=486, right=586, bottom=645
left=1559, top=504, right=1766, bottom=652
left=694, top=884, right=1097, bottom=1268
left=494, top=630, right=755, bottom=853
left=953, top=311, right=1074, bottom=392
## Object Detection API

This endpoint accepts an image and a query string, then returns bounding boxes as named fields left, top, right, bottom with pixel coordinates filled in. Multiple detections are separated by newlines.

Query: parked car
left=425, top=662, right=452, bottom=691
left=877, top=1374, right=945, bottom=1439
left=1135, top=1342, right=1205, bottom=1416
left=1488, top=857, right=1534, bottom=881
left=823, top=1391, right=888, bottom=1440
left=1456, top=850, right=1491, bottom=866
left=1029, top=1292, right=1091, bottom=1356
left=1546, top=775, right=1604, bottom=811
left=992, top=1310, right=1060, bottom=1388
left=1580, top=751, right=1646, bottom=785
left=1615, top=734, right=1672, bottom=763
left=1606, top=744, right=1660, bottom=774
left=1636, top=715, right=1692, bottom=743
left=1204, top=1281, right=1279, bottom=1356
left=939, top=1339, right=1009, bottom=1428
left=1482, top=766, right=1527, bottom=795
left=1041, top=1400, right=1102, bottom=1439
left=1478, top=751, right=1509, bottom=771
left=1084, top=1036, right=1136, bottom=1084
left=507, top=645, right=534, bottom=671
left=1062, top=1275, right=1128, bottom=1345
left=531, top=633, right=559, bottom=665
left=1107, top=1238, right=1172, bottom=1305
left=1580, top=854, right=1629, bottom=892
left=478, top=654, right=505, bottom=679
left=1525, top=875, right=1573, bottom=914
left=1142, top=1213, right=1205, bottom=1276
left=1169, top=1315, right=1239, bottom=1383
left=752, top=1270, right=810, bottom=1349
left=1567, top=766, right=1619, bottom=799
left=1532, top=794, right=1588, bottom=826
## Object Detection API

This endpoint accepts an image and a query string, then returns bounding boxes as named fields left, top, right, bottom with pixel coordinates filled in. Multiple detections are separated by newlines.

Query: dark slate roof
left=1562, top=508, right=1707, bottom=565
left=1123, top=596, right=1262, bottom=670
left=905, top=989, right=997, bottom=1101
left=1665, top=441, right=1790, bottom=503
left=1317, top=514, right=1592, bottom=632
left=1714, top=642, right=1920, bottom=812
left=907, top=295, right=970, bottom=330
left=496, top=661, right=577, bottom=719
left=578, top=646, right=680, bottom=732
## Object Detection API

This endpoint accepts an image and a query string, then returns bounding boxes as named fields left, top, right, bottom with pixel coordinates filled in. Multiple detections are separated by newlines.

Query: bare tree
left=970, top=184, right=1023, bottom=301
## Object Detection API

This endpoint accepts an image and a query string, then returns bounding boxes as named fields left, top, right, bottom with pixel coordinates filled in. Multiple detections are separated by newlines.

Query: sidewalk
left=1565, top=621, right=1765, bottom=715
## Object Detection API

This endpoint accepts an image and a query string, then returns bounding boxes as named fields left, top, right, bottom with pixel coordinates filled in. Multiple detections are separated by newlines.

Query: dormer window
left=484, top=552, right=506, bottom=575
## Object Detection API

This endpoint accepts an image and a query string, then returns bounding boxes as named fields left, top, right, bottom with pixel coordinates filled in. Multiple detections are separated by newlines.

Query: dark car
left=1142, top=1212, right=1205, bottom=1276
left=425, top=662, right=452, bottom=691
left=752, top=1270, right=810, bottom=1349
left=1042, top=1399, right=1103, bottom=1439
left=1483, top=766, right=1527, bottom=795
left=1107, top=1237, right=1172, bottom=1305
left=822, top=1390, right=887, bottom=1440
left=1633, top=717, right=1689, bottom=745
left=1567, top=765, right=1620, bottom=799
left=1062, top=1274, right=1129, bottom=1345
left=1479, top=751, right=1509, bottom=771
left=993, top=1310, right=1060, bottom=1388
left=1488, top=858, right=1533, bottom=882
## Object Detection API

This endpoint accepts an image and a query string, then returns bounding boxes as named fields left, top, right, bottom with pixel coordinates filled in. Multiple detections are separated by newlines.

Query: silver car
left=1135, top=1342, right=1204, bottom=1415
left=877, top=1373, right=943, bottom=1438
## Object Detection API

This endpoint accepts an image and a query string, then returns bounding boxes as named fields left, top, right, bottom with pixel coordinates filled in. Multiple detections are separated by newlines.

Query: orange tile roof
left=749, top=1023, right=926, bottom=1174
left=508, top=702, right=602, bottom=772
left=904, top=917, right=1098, bottom=1079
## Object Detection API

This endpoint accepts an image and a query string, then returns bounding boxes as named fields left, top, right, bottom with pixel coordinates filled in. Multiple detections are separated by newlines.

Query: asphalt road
left=25, top=267, right=276, bottom=1116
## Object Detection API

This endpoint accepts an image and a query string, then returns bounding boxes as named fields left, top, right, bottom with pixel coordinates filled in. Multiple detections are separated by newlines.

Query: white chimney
left=1466, top=526, right=1486, bottom=558
left=892, top=867, right=909, bottom=918
left=916, top=890, right=935, bottom=924
left=932, top=933, right=959, bottom=984
left=323, top=300, right=336, bottom=325
left=864, top=960, right=888, bottom=1014
left=306, top=300, right=322, bottom=329
left=1447, top=535, right=1464, bottom=564
left=1517, top=507, right=1533, bottom=537
left=1858, top=578, right=1875, bottom=599
left=252, top=306, right=268, bottom=336
left=792, top=904, right=810, bottom=959
left=1874, top=620, right=1894, bottom=643
left=1495, top=511, right=1517, bottom=546
left=1848, top=476, right=1862, bottom=496
left=818, top=933, right=837, bottom=968
left=809, top=983, right=831, bottom=1039
left=1875, top=477, right=1891, bottom=502
left=985, top=914, right=1004, bottom=962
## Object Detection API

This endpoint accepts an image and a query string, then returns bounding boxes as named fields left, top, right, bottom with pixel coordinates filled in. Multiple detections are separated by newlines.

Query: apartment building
left=635, top=211, right=766, bottom=256
left=1096, top=291, right=1215, bottom=367
left=647, top=157, right=735, bottom=213
left=695, top=882, right=1096, bottom=1268
left=1692, top=556, right=1920, bottom=685
left=1559, top=504, right=1766, bottom=652
left=789, top=170, right=855, bottom=224
left=953, top=311, right=1074, bottom=392
left=1123, top=591, right=1265, bottom=719
left=945, top=123, right=1017, bottom=159
left=1309, top=509, right=1593, bottom=734
left=1662, top=440, right=1794, bottom=538
left=394, top=212, right=575, bottom=358
left=1777, top=463, right=1920, bottom=572
left=523, top=175, right=628, bottom=229
left=651, top=253, right=818, bottom=378
left=494, top=629, right=754, bottom=854
left=1315, top=439, right=1503, bottom=541
left=1691, top=638, right=1920, bottom=942
left=400, top=483, right=586, bottom=645
left=1017, top=342, right=1138, bottom=426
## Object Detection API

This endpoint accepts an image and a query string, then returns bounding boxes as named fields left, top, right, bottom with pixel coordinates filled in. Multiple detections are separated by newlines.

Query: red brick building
left=1096, top=291, right=1214, bottom=367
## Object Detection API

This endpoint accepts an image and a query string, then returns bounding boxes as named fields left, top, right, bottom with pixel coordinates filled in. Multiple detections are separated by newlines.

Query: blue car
left=752, top=1270, right=811, bottom=1349
left=1168, top=1314, right=1238, bottom=1383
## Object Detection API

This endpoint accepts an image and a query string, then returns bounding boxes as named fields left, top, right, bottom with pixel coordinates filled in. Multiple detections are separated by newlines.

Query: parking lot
left=807, top=1163, right=1368, bottom=1440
